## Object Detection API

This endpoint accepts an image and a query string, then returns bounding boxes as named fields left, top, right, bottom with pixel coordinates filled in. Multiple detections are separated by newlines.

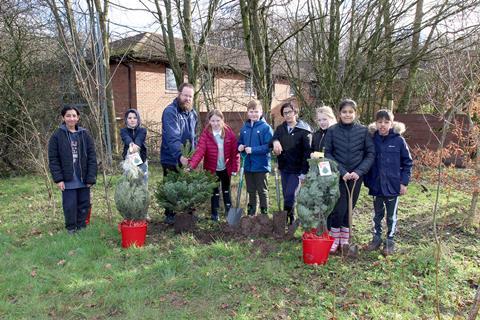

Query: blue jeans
left=280, top=171, right=300, bottom=209
left=62, top=187, right=90, bottom=231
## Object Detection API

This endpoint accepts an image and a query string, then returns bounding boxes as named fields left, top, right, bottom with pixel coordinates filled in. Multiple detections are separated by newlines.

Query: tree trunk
left=397, top=0, right=423, bottom=112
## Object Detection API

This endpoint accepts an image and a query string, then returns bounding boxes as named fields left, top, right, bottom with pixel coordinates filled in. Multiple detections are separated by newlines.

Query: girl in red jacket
left=189, top=109, right=240, bottom=221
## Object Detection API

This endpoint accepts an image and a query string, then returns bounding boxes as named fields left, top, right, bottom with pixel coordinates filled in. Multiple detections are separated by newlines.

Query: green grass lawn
left=0, top=165, right=478, bottom=319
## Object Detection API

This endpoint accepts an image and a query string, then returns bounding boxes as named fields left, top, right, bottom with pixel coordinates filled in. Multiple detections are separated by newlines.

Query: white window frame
left=165, top=67, right=177, bottom=91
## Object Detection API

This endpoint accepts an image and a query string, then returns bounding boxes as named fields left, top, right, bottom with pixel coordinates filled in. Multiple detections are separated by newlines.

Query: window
left=245, top=75, right=255, bottom=96
left=289, top=83, right=296, bottom=96
left=165, top=67, right=177, bottom=91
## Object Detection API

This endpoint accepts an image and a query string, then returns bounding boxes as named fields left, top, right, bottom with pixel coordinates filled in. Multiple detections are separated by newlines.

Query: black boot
left=284, top=206, right=294, bottom=225
left=247, top=204, right=256, bottom=216
left=260, top=207, right=268, bottom=215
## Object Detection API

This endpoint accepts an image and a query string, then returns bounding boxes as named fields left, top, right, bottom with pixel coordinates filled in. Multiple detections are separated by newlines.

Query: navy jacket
left=120, top=109, right=147, bottom=162
left=364, top=122, right=413, bottom=197
left=48, top=124, right=97, bottom=185
left=270, top=120, right=312, bottom=174
left=160, top=98, right=198, bottom=166
left=324, top=122, right=375, bottom=177
left=238, top=117, right=273, bottom=172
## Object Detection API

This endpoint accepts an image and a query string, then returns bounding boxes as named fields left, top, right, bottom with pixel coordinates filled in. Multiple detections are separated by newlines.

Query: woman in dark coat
left=48, top=106, right=97, bottom=234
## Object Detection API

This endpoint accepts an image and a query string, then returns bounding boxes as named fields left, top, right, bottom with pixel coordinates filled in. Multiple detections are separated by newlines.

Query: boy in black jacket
left=48, top=106, right=97, bottom=234
left=364, top=109, right=413, bottom=255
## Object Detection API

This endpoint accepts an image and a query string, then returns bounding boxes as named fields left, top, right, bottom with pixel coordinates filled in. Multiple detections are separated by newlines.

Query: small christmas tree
left=297, top=152, right=340, bottom=235
left=114, top=160, right=149, bottom=221
left=154, top=170, right=217, bottom=215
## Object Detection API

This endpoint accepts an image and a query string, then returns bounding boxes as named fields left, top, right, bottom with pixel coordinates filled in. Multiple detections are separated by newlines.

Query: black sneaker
left=67, top=229, right=76, bottom=235
left=365, top=236, right=382, bottom=251
left=211, top=214, right=219, bottom=222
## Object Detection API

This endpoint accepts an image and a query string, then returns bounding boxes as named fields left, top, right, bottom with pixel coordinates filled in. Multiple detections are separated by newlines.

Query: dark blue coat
left=238, top=117, right=273, bottom=172
left=160, top=98, right=198, bottom=166
left=48, top=125, right=97, bottom=185
left=120, top=109, right=147, bottom=162
left=364, top=122, right=413, bottom=197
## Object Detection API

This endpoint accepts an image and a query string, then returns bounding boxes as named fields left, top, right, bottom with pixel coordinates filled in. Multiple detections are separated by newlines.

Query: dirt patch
left=174, top=213, right=196, bottom=234
left=272, top=211, right=287, bottom=237
left=146, top=212, right=298, bottom=245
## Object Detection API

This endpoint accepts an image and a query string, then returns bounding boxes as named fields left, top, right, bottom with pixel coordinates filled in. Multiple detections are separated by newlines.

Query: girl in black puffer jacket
left=324, top=99, right=375, bottom=253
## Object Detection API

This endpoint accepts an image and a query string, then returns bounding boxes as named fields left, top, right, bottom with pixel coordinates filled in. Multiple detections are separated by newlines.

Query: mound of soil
left=174, top=213, right=196, bottom=234
left=146, top=211, right=298, bottom=245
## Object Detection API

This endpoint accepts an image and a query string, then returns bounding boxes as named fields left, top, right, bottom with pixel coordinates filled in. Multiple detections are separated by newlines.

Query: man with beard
left=160, top=82, right=198, bottom=224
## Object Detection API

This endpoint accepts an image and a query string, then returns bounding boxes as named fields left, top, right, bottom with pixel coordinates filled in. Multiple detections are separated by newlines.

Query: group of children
left=49, top=97, right=412, bottom=256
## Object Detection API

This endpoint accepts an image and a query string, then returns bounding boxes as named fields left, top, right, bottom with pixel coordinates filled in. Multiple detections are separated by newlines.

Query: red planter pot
left=118, top=220, right=147, bottom=248
left=302, top=229, right=334, bottom=265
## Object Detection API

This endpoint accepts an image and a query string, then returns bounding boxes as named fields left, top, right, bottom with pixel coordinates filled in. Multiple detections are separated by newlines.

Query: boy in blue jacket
left=364, top=109, right=413, bottom=255
left=238, top=100, right=274, bottom=215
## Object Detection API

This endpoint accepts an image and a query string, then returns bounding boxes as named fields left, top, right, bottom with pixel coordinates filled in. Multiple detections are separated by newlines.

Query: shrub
left=154, top=169, right=217, bottom=214
left=297, top=153, right=340, bottom=235
left=114, top=160, right=149, bottom=221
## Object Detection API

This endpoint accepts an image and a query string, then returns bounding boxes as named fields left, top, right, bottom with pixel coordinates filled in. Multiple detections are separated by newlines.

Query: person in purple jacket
left=364, top=109, right=413, bottom=255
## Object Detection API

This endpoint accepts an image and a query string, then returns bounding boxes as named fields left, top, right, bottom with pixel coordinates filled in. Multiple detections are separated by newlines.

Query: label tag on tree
left=318, top=161, right=332, bottom=176
left=128, top=152, right=143, bottom=166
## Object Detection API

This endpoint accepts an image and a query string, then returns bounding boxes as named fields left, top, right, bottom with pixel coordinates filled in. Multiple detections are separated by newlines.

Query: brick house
left=109, top=32, right=315, bottom=132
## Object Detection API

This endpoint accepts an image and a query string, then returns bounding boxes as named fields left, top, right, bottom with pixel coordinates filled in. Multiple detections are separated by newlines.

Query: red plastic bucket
left=86, top=207, right=92, bottom=225
left=118, top=220, right=147, bottom=248
left=302, top=229, right=334, bottom=265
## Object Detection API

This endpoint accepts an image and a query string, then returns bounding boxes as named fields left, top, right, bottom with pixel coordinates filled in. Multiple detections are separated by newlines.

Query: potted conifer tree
left=155, top=169, right=217, bottom=233
left=115, top=160, right=150, bottom=248
left=297, top=152, right=340, bottom=264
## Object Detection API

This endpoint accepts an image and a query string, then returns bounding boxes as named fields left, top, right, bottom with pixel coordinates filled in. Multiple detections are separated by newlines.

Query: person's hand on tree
left=180, top=156, right=189, bottom=166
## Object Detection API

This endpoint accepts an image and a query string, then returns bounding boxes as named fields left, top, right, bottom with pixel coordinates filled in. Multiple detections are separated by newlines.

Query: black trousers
left=162, top=164, right=178, bottom=217
left=211, top=169, right=232, bottom=215
left=62, top=187, right=90, bottom=231
left=373, top=196, right=399, bottom=240
left=328, top=178, right=363, bottom=229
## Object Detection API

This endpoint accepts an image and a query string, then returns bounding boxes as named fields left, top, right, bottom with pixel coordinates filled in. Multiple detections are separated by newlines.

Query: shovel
left=227, top=153, right=246, bottom=226
left=342, top=179, right=359, bottom=258
left=272, top=156, right=288, bottom=236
